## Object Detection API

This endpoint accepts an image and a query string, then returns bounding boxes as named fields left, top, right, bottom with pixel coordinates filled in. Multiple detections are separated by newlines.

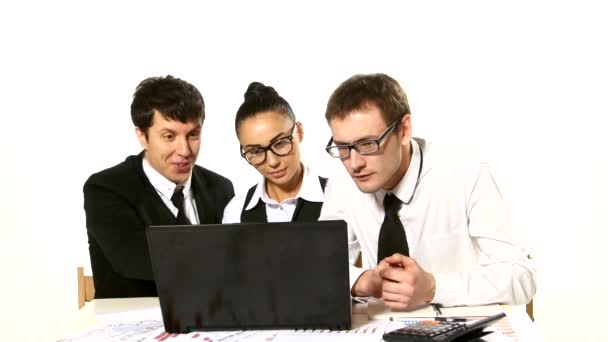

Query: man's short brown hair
left=325, top=73, right=410, bottom=125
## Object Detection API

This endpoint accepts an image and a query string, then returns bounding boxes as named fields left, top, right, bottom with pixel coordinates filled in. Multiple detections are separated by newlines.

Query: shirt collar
left=142, top=156, right=193, bottom=199
left=245, top=163, right=325, bottom=210
left=375, top=138, right=423, bottom=204
left=297, top=164, right=326, bottom=202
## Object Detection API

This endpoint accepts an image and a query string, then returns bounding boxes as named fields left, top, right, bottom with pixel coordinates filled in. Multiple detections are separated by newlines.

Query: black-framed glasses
left=240, top=123, right=296, bottom=166
left=325, top=119, right=400, bottom=160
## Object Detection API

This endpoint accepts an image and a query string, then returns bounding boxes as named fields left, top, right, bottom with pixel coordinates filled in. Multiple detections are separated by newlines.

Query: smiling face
left=136, top=110, right=202, bottom=185
left=237, top=111, right=303, bottom=189
left=329, top=104, right=411, bottom=193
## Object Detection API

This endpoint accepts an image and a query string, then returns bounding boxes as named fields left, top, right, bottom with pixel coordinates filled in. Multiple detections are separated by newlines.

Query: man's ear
left=295, top=121, right=304, bottom=143
left=135, top=127, right=148, bottom=150
left=400, top=114, right=412, bottom=145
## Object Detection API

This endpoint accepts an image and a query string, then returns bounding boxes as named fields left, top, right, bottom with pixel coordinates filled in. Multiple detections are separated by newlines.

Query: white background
left=1, top=1, right=607, bottom=341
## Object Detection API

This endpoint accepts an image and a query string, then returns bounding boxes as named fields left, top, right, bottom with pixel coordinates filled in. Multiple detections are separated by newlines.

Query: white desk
left=55, top=298, right=542, bottom=341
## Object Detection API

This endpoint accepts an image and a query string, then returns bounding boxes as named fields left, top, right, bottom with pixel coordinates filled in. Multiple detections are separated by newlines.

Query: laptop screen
left=146, top=220, right=351, bottom=333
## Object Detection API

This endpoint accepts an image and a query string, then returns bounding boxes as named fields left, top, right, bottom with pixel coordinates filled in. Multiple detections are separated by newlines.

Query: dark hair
left=325, top=73, right=410, bottom=125
left=130, top=75, right=205, bottom=135
left=235, top=82, right=295, bottom=135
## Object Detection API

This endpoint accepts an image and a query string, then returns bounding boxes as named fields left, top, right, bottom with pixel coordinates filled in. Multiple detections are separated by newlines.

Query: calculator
left=382, top=312, right=506, bottom=342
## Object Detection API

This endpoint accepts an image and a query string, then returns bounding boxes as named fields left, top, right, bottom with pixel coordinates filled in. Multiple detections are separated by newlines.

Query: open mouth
left=173, top=161, right=191, bottom=172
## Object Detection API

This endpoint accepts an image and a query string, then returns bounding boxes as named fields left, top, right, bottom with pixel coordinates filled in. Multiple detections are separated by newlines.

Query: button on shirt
left=142, top=158, right=200, bottom=224
left=222, top=164, right=325, bottom=223
left=319, top=138, right=536, bottom=306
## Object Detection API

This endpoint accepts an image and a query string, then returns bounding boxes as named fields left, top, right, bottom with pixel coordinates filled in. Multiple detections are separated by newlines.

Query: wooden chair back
left=77, top=266, right=95, bottom=309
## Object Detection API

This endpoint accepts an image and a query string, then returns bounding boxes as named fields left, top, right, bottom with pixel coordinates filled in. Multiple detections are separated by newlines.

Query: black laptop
left=146, top=220, right=351, bottom=333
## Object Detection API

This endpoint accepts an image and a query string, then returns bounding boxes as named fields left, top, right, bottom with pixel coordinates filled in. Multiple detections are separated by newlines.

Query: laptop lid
left=146, top=220, right=351, bottom=333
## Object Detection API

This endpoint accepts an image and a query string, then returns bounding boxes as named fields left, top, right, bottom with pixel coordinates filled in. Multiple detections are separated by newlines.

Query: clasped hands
left=352, top=253, right=436, bottom=310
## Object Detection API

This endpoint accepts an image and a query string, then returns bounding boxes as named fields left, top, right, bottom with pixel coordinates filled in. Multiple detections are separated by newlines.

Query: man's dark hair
left=235, top=82, right=295, bottom=136
left=325, top=73, right=410, bottom=125
left=131, top=75, right=205, bottom=136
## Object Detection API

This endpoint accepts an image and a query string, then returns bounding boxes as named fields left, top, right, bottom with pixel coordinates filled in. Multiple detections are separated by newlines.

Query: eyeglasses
left=241, top=123, right=296, bottom=166
left=325, top=119, right=400, bottom=160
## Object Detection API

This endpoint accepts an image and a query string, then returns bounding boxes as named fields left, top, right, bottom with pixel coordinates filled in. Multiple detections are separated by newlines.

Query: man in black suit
left=84, top=75, right=234, bottom=298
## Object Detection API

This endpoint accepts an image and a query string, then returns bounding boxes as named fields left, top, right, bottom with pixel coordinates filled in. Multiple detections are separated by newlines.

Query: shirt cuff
left=431, top=272, right=462, bottom=306
left=349, top=265, right=366, bottom=293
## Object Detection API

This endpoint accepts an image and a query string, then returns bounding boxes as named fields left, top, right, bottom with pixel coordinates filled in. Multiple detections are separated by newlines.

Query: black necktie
left=171, top=185, right=191, bottom=225
left=377, top=193, right=409, bottom=263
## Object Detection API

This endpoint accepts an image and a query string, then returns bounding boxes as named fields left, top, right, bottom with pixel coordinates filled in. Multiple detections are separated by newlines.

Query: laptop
left=146, top=220, right=351, bottom=333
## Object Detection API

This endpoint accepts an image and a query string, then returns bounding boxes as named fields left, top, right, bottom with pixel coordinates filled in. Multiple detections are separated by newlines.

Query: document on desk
left=142, top=319, right=398, bottom=342
left=55, top=308, right=164, bottom=342
left=145, top=329, right=279, bottom=342
left=367, top=298, right=504, bottom=320
left=57, top=306, right=397, bottom=342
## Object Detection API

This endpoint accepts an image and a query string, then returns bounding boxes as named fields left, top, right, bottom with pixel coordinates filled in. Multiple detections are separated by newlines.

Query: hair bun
left=244, top=82, right=279, bottom=101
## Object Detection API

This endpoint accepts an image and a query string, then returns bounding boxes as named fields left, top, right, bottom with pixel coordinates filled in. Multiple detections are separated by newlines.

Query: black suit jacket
left=84, top=153, right=234, bottom=298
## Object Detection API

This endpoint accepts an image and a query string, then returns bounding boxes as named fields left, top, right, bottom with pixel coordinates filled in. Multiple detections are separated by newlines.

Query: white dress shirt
left=222, top=164, right=325, bottom=223
left=142, top=158, right=200, bottom=224
left=319, top=138, right=536, bottom=306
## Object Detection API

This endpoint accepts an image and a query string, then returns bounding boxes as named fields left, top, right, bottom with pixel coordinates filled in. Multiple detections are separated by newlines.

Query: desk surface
left=56, top=298, right=542, bottom=341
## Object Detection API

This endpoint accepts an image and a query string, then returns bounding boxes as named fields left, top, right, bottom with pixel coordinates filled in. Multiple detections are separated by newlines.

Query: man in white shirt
left=320, top=73, right=536, bottom=308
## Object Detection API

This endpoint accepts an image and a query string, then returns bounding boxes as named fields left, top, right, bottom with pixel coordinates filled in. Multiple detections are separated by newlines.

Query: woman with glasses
left=222, top=82, right=326, bottom=223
